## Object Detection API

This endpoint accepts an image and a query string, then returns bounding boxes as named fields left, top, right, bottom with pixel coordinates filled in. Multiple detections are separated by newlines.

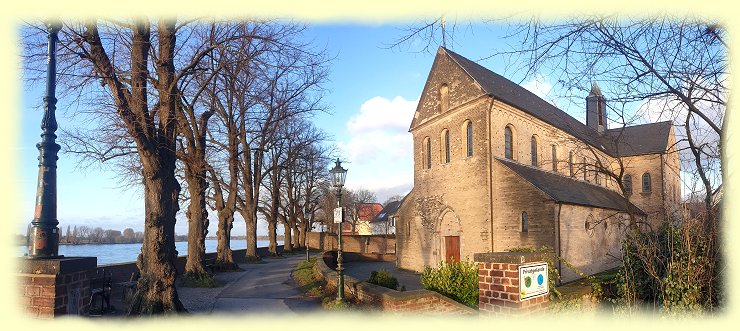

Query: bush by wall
left=617, top=221, right=721, bottom=314
left=367, top=270, right=399, bottom=290
left=420, top=258, right=478, bottom=308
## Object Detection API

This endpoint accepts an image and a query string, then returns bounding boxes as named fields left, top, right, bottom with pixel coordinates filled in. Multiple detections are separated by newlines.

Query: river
left=17, top=239, right=271, bottom=266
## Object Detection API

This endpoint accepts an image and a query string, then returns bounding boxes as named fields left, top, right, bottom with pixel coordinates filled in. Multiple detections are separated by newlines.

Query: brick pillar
left=18, top=257, right=97, bottom=319
left=474, top=252, right=550, bottom=316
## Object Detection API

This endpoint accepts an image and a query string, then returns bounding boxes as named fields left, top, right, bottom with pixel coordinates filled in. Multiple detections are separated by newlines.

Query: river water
left=17, top=239, right=271, bottom=266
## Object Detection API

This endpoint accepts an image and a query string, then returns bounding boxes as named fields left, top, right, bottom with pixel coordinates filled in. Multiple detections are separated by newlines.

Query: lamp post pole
left=29, top=21, right=62, bottom=259
left=329, top=158, right=347, bottom=302
left=335, top=187, right=344, bottom=301
left=304, top=209, right=310, bottom=262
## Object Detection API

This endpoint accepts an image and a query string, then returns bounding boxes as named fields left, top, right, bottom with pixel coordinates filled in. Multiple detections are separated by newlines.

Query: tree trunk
left=245, top=210, right=259, bottom=260
left=215, top=211, right=237, bottom=270
left=184, top=161, right=208, bottom=276
left=268, top=217, right=278, bottom=255
left=283, top=220, right=293, bottom=253
left=127, top=154, right=186, bottom=314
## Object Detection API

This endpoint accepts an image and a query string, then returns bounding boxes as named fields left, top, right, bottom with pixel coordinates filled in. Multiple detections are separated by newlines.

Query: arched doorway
left=437, top=209, right=462, bottom=264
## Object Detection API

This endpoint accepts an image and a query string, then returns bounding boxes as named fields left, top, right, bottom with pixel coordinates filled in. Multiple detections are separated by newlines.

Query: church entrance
left=444, top=236, right=460, bottom=263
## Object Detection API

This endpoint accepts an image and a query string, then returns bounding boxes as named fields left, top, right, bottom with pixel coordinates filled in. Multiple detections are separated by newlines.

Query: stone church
left=395, top=47, right=681, bottom=282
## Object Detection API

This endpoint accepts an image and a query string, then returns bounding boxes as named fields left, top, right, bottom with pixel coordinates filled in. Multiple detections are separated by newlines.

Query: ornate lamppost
left=29, top=21, right=63, bottom=258
left=304, top=208, right=311, bottom=262
left=329, top=158, right=347, bottom=301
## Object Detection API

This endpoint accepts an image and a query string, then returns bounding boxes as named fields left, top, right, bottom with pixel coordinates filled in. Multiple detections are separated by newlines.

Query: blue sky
left=15, top=21, right=643, bottom=236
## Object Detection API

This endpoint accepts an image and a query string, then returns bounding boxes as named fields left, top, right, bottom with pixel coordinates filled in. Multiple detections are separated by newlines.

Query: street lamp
left=303, top=208, right=311, bottom=262
left=329, top=158, right=347, bottom=301
left=29, top=21, right=63, bottom=259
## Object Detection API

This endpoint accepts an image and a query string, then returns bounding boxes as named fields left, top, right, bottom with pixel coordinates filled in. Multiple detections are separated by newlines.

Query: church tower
left=586, top=82, right=608, bottom=133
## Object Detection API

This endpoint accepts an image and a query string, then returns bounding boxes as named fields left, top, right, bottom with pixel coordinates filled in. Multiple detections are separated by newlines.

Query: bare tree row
left=23, top=18, right=331, bottom=315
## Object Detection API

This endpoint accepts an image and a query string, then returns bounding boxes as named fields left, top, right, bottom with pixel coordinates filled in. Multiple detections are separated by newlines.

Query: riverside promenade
left=103, top=253, right=321, bottom=316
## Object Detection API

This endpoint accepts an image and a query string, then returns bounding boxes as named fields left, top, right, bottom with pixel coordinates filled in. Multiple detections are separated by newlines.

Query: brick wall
left=17, top=257, right=96, bottom=318
left=475, top=252, right=549, bottom=316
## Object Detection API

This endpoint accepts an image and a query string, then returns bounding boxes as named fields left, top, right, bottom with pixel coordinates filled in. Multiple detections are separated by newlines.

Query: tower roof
left=588, top=81, right=603, bottom=97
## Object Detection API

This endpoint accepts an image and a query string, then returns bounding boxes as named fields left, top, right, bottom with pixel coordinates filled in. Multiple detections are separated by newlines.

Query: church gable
left=409, top=48, right=486, bottom=131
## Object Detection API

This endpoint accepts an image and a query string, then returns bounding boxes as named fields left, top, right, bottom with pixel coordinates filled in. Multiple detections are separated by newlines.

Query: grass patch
left=292, top=258, right=325, bottom=297
left=179, top=272, right=221, bottom=288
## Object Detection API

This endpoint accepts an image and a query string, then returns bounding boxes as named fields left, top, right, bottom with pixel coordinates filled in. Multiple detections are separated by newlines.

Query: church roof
left=441, top=47, right=672, bottom=157
left=601, top=121, right=673, bottom=156
left=496, top=157, right=646, bottom=214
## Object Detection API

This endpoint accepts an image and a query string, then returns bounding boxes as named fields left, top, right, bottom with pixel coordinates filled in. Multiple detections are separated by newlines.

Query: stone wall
left=306, top=232, right=395, bottom=255
left=316, top=252, right=475, bottom=315
left=491, top=160, right=557, bottom=252
left=558, top=205, right=626, bottom=282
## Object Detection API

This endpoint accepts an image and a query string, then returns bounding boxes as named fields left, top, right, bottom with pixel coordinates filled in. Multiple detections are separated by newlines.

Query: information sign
left=518, top=262, right=548, bottom=301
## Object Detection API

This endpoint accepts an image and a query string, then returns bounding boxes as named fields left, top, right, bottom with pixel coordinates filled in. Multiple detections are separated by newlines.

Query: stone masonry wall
left=491, top=161, right=557, bottom=252
left=398, top=49, right=493, bottom=273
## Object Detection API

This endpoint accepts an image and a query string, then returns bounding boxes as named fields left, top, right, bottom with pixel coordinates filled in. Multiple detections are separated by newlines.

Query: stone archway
left=436, top=208, right=462, bottom=264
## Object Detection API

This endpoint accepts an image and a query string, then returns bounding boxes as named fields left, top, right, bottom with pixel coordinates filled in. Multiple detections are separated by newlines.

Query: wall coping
left=474, top=252, right=548, bottom=264
left=17, top=257, right=97, bottom=275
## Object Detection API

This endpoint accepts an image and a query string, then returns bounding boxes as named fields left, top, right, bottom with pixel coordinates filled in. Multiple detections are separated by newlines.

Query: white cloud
left=521, top=74, right=557, bottom=107
left=337, top=96, right=418, bottom=202
left=346, top=96, right=417, bottom=133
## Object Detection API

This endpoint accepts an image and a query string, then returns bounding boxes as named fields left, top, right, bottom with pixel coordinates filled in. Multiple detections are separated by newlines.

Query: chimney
left=586, top=81, right=607, bottom=134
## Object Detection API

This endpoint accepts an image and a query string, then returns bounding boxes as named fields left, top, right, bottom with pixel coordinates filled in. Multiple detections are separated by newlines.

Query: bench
left=117, top=272, right=139, bottom=304
left=204, top=258, right=216, bottom=273
left=89, top=269, right=113, bottom=316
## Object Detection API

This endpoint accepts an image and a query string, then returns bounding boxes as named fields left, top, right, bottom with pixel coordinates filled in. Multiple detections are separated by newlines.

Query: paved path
left=178, top=253, right=321, bottom=315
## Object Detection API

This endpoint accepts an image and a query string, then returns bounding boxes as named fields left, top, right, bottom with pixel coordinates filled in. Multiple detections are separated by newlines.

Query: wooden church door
left=444, top=236, right=460, bottom=263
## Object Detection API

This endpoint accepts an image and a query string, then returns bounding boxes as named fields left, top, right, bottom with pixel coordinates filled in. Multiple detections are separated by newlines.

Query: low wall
left=315, top=251, right=475, bottom=315
left=307, top=232, right=395, bottom=254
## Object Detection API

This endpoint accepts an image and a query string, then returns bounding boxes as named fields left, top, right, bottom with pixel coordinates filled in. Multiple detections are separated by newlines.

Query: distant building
left=370, top=199, right=405, bottom=235
left=343, top=203, right=383, bottom=235
left=395, top=47, right=680, bottom=282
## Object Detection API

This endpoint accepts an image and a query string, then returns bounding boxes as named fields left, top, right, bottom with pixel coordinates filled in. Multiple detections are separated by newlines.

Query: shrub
left=367, top=269, right=399, bottom=290
left=420, top=258, right=478, bottom=308
left=617, top=221, right=721, bottom=313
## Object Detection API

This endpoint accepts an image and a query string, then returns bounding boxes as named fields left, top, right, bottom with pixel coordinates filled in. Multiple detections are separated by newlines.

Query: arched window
left=424, top=137, right=431, bottom=169
left=551, top=145, right=557, bottom=172
left=624, top=175, right=632, bottom=194
left=504, top=126, right=514, bottom=160
left=465, top=120, right=473, bottom=157
left=582, top=157, right=587, bottom=181
left=642, top=173, right=652, bottom=193
left=530, top=136, right=538, bottom=167
left=440, top=84, right=449, bottom=112
left=521, top=211, right=528, bottom=233
left=568, top=151, right=574, bottom=177
left=442, top=129, right=450, bottom=163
